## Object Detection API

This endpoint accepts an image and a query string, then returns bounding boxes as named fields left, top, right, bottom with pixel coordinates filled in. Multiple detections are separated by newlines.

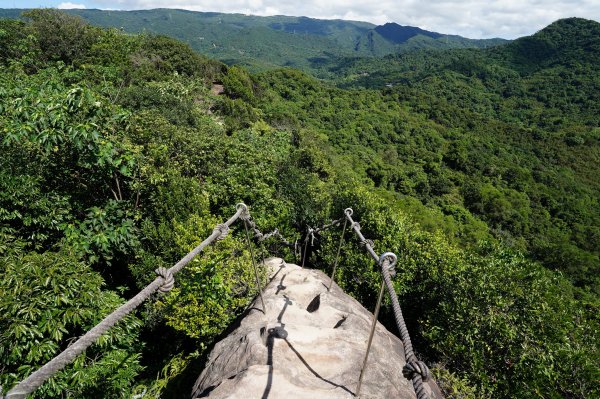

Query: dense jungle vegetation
left=0, top=9, right=598, bottom=399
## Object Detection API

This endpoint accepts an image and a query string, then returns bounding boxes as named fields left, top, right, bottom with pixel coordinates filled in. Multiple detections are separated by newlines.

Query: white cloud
left=87, top=0, right=600, bottom=39
left=57, top=2, right=87, bottom=8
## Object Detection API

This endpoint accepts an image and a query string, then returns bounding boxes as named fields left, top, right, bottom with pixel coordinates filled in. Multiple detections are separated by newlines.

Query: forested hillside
left=0, top=8, right=507, bottom=75
left=0, top=10, right=598, bottom=399
left=321, top=17, right=600, bottom=294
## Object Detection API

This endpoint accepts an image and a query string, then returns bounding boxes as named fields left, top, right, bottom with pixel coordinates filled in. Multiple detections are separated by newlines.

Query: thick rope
left=4, top=204, right=247, bottom=399
left=155, top=267, right=174, bottom=293
left=403, top=360, right=431, bottom=381
left=344, top=209, right=432, bottom=399
left=344, top=210, right=378, bottom=262
left=259, top=228, right=279, bottom=242
left=242, top=217, right=295, bottom=248
left=305, top=217, right=345, bottom=242
left=212, top=223, right=230, bottom=241
left=380, top=255, right=430, bottom=399
left=311, top=217, right=344, bottom=234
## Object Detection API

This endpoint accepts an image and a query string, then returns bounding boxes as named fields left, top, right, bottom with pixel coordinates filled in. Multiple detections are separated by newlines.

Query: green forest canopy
left=0, top=9, right=598, bottom=399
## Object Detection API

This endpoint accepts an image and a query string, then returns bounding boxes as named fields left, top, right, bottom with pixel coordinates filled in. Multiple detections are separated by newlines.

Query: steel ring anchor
left=379, top=252, right=397, bottom=276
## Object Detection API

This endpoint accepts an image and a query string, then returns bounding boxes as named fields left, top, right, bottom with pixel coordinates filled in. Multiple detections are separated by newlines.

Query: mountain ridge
left=375, top=22, right=443, bottom=43
left=322, top=17, right=600, bottom=88
left=0, top=8, right=508, bottom=73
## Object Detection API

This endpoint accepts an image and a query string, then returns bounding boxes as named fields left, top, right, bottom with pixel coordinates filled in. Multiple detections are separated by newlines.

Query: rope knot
left=213, top=223, right=229, bottom=241
left=402, top=360, right=430, bottom=381
left=155, top=267, right=174, bottom=293
left=360, top=238, right=374, bottom=248
left=236, top=203, right=250, bottom=220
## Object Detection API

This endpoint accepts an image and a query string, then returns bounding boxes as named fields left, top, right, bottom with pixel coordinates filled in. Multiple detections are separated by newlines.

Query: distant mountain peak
left=533, top=16, right=600, bottom=38
left=543, top=17, right=600, bottom=29
left=499, top=16, right=600, bottom=74
left=374, top=22, right=443, bottom=44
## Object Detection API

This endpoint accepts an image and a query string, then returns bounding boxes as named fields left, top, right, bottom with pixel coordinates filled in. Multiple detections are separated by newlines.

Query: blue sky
left=2, top=0, right=599, bottom=39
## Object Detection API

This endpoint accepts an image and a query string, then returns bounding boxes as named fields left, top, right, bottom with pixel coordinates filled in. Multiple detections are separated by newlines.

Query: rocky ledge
left=192, top=258, right=442, bottom=399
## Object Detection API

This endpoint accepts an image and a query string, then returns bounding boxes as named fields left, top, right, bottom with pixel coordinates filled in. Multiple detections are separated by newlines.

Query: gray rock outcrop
left=192, top=258, right=442, bottom=399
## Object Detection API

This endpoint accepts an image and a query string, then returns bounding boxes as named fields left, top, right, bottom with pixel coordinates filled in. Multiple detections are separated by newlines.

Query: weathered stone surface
left=192, top=258, right=442, bottom=399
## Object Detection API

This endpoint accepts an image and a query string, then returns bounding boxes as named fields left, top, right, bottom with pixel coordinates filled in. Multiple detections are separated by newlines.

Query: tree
left=23, top=9, right=99, bottom=64
left=0, top=248, right=142, bottom=398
